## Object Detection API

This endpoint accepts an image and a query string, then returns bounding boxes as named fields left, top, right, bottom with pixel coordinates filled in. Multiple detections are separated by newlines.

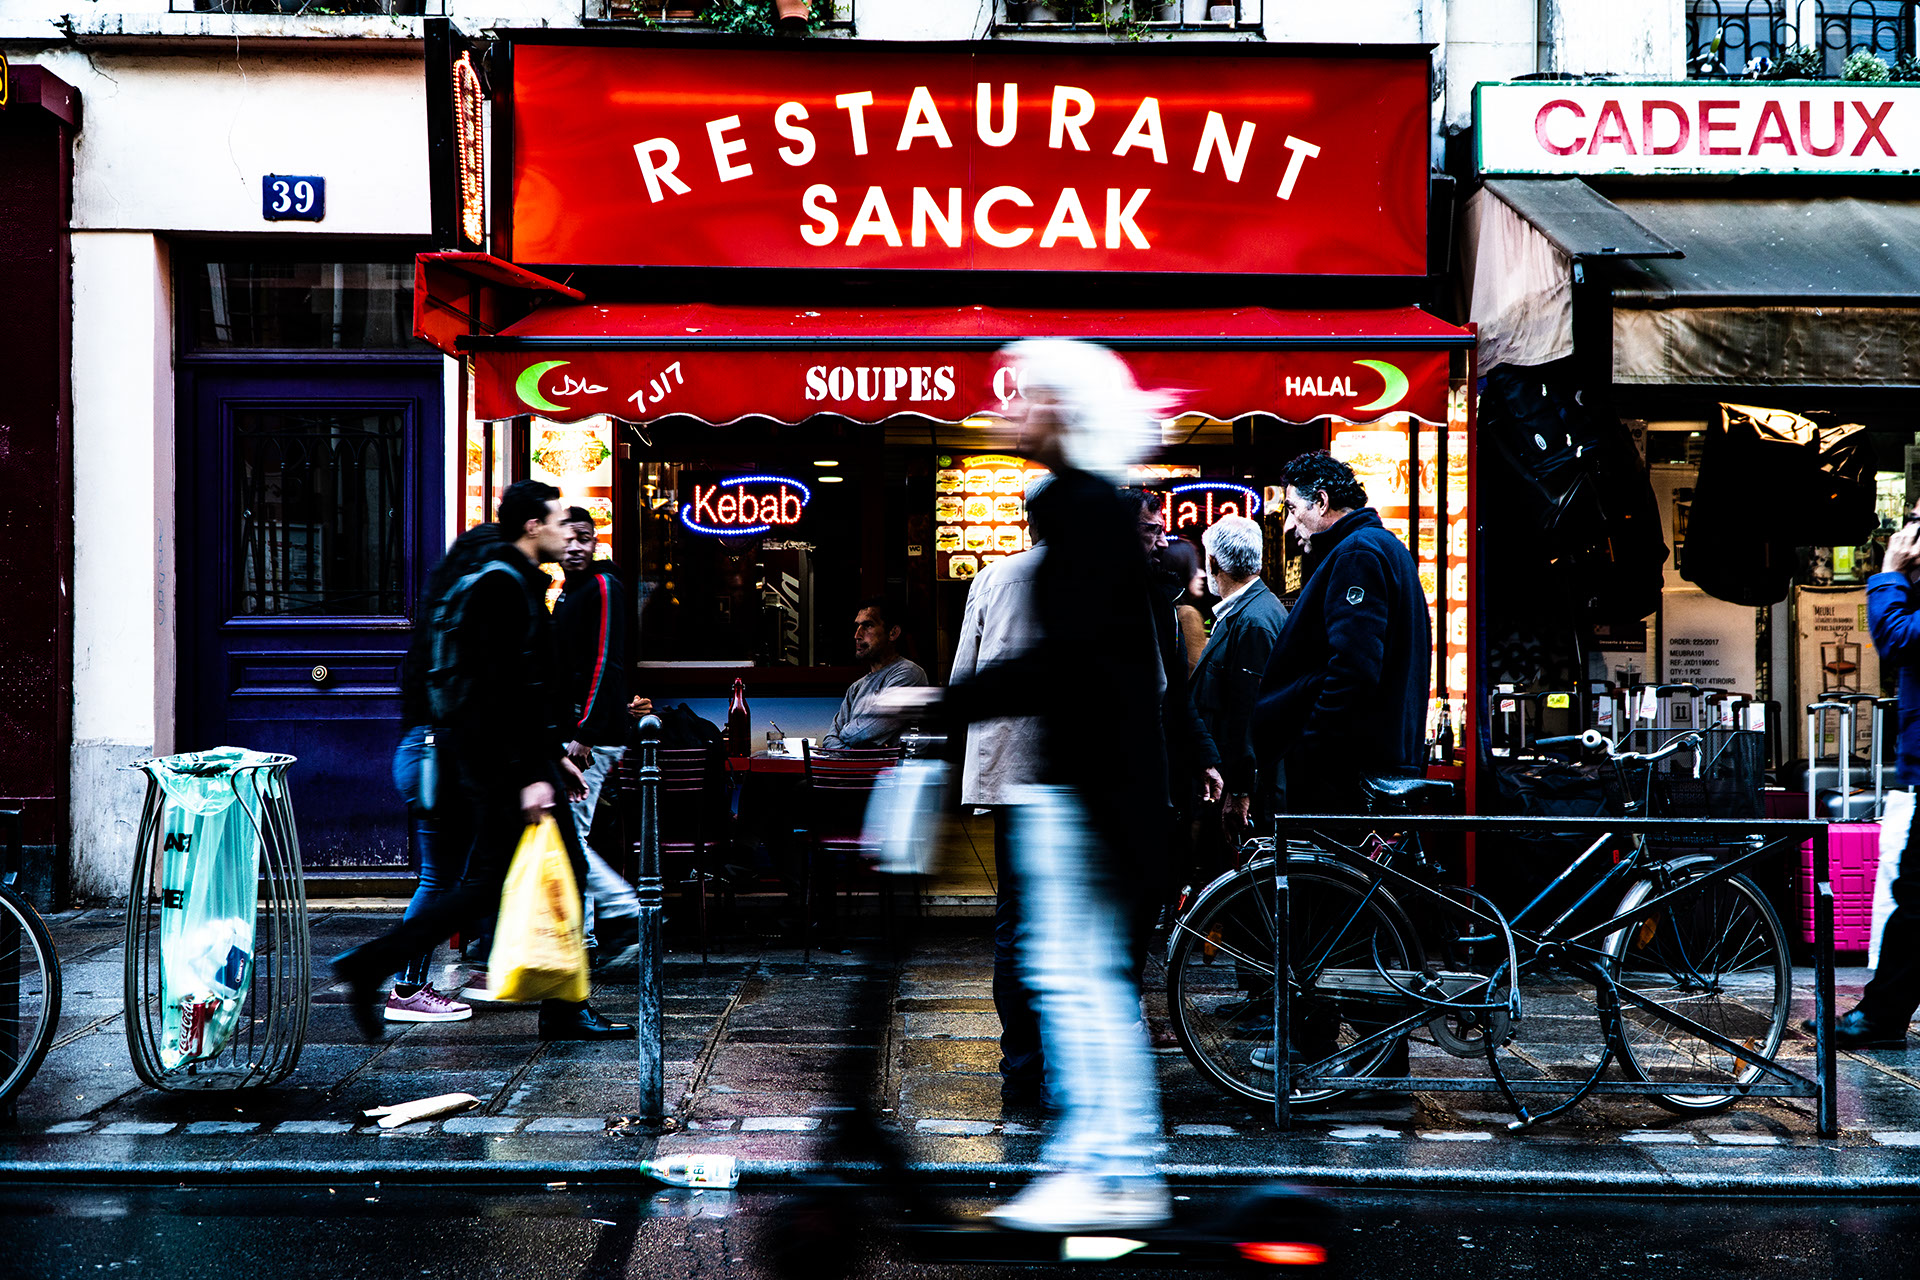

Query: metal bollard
left=634, top=714, right=666, bottom=1126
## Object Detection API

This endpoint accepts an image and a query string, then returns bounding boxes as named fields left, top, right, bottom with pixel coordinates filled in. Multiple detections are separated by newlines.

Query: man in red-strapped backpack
left=554, top=507, right=641, bottom=970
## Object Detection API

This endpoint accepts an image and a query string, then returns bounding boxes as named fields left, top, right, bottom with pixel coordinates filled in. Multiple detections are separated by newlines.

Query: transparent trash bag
left=146, top=748, right=280, bottom=1070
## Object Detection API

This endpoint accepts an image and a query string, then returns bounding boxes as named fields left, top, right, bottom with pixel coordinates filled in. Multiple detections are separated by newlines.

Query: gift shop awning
left=462, top=304, right=1473, bottom=426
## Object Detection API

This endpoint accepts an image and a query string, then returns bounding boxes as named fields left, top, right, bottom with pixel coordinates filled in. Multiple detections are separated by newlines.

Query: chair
left=619, top=744, right=730, bottom=962
left=798, top=742, right=902, bottom=963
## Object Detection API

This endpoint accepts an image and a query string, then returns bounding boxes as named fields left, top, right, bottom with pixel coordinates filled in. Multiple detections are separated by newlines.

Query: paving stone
left=740, top=1116, right=821, bottom=1132
left=441, top=1116, right=522, bottom=1134
left=1870, top=1131, right=1920, bottom=1146
left=1329, top=1125, right=1399, bottom=1140
left=98, top=1122, right=176, bottom=1136
left=1708, top=1133, right=1784, bottom=1146
left=1173, top=1123, right=1238, bottom=1137
left=1419, top=1131, right=1493, bottom=1142
left=916, top=1119, right=996, bottom=1135
left=43, top=1121, right=94, bottom=1135
left=275, top=1120, right=355, bottom=1134
left=183, top=1121, right=261, bottom=1135
left=1621, top=1131, right=1698, bottom=1144
left=523, top=1117, right=606, bottom=1133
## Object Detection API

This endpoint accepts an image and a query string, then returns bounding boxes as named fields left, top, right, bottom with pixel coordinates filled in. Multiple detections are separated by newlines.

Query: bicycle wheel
left=0, top=884, right=61, bottom=1109
left=1167, top=857, right=1419, bottom=1107
left=1608, top=858, right=1791, bottom=1114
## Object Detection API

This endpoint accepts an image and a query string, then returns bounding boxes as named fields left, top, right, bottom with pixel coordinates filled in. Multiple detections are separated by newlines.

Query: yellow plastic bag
left=490, top=815, right=589, bottom=1004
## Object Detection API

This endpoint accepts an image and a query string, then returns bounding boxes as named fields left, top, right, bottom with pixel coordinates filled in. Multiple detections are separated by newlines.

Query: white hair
left=1001, top=338, right=1161, bottom=484
left=1203, top=514, right=1263, bottom=579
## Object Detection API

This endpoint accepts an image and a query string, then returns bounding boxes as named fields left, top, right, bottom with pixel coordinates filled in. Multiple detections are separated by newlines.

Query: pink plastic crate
left=1797, top=824, right=1879, bottom=951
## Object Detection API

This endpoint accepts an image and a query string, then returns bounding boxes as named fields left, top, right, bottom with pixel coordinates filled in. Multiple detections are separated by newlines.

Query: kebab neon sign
left=1159, top=481, right=1261, bottom=532
left=680, top=474, right=813, bottom=536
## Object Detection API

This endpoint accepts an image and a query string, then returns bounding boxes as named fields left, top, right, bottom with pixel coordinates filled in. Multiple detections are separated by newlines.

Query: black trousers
left=1860, top=800, right=1920, bottom=1029
left=345, top=752, right=589, bottom=1009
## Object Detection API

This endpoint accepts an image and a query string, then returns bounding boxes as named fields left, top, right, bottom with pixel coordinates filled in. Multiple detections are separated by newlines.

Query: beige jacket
left=948, top=547, right=1045, bottom=805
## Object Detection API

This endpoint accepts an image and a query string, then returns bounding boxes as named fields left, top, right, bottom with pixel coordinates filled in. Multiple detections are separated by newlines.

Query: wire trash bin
left=124, top=748, right=310, bottom=1090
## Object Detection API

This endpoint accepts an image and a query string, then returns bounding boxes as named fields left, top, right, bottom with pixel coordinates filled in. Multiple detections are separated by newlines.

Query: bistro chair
left=619, top=743, right=730, bottom=962
left=798, top=742, right=903, bottom=964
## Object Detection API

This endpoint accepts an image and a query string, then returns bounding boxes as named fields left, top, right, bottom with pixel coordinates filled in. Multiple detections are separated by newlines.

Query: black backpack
left=425, top=560, right=531, bottom=726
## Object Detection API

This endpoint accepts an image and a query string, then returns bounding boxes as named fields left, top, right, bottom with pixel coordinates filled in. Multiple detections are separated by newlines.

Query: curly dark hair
left=1279, top=451, right=1367, bottom=512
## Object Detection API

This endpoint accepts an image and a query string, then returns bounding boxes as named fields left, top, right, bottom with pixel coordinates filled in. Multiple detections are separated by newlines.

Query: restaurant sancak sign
left=1476, top=82, right=1920, bottom=176
left=506, top=41, right=1430, bottom=275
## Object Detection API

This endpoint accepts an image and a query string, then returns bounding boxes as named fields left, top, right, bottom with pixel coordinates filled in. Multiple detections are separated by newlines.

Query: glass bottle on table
left=726, top=677, right=751, bottom=758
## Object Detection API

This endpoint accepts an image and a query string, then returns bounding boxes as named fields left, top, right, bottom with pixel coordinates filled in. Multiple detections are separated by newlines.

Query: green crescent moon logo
left=1351, top=359, right=1409, bottom=413
left=516, top=360, right=571, bottom=413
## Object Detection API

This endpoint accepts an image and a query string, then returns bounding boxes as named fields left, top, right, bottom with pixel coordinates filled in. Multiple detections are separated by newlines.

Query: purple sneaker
left=383, top=984, right=473, bottom=1023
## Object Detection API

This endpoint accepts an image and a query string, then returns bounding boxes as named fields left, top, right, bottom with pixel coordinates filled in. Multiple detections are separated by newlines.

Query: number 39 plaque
left=262, top=175, right=326, bottom=222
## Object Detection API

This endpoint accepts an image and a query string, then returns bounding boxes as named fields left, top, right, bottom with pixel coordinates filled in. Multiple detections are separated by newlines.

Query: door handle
left=311, top=664, right=330, bottom=685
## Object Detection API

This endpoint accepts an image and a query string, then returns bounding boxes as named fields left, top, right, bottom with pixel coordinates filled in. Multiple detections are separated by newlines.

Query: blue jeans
left=393, top=727, right=464, bottom=987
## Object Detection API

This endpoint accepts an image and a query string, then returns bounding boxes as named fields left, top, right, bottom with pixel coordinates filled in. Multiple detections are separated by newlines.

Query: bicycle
left=0, top=809, right=61, bottom=1115
left=1165, top=730, right=1794, bottom=1126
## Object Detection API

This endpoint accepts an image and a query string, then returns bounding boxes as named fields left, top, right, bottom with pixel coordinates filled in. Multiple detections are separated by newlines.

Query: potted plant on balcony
left=703, top=0, right=825, bottom=34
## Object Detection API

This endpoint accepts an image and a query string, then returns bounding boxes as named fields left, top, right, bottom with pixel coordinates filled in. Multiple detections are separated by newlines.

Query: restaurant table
left=726, top=753, right=806, bottom=776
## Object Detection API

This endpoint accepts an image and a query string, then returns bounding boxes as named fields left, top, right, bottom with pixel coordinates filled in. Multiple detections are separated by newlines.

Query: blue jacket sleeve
left=1867, top=572, right=1920, bottom=664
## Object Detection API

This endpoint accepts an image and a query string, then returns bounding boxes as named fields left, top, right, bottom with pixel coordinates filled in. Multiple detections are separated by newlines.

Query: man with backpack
left=332, top=480, right=635, bottom=1043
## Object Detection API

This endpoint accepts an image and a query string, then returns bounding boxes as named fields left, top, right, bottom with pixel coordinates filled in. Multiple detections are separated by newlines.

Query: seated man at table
left=822, top=597, right=929, bottom=749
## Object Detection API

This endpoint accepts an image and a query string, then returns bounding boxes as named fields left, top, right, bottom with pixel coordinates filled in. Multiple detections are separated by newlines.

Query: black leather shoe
left=329, top=947, right=386, bottom=1044
left=538, top=1003, right=638, bottom=1041
left=1801, top=1009, right=1910, bottom=1050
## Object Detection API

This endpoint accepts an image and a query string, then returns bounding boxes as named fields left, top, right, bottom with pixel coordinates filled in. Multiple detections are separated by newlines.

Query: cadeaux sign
left=507, top=42, right=1430, bottom=276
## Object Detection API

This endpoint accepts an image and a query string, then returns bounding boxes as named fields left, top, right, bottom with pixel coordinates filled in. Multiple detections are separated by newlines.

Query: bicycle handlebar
left=1533, top=729, right=1705, bottom=778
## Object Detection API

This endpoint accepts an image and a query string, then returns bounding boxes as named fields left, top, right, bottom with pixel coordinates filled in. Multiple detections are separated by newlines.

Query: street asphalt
left=4, top=904, right=1919, bottom=1195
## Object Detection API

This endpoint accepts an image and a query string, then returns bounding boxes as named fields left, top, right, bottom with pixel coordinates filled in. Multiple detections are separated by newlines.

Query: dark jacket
left=943, top=468, right=1169, bottom=856
left=447, top=543, right=569, bottom=790
left=1191, top=577, right=1288, bottom=797
left=1253, top=507, right=1430, bottom=778
left=555, top=561, right=630, bottom=748
left=1155, top=583, right=1220, bottom=801
left=1867, top=570, right=1920, bottom=785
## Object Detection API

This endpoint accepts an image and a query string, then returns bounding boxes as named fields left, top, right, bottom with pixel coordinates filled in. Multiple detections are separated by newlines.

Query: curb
left=1, top=1157, right=1916, bottom=1197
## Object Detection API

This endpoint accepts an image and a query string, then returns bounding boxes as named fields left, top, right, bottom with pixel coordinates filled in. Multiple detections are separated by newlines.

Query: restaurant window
left=191, top=260, right=429, bottom=351
left=630, top=450, right=863, bottom=669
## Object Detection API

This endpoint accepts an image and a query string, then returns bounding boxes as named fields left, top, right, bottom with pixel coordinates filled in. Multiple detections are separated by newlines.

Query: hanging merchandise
left=1683, top=404, right=1879, bottom=607
left=1478, top=359, right=1669, bottom=624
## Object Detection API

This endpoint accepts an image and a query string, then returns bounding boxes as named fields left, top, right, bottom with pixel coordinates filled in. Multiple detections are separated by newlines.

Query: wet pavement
left=5, top=1183, right=1919, bottom=1280
left=5, top=905, right=1920, bottom=1192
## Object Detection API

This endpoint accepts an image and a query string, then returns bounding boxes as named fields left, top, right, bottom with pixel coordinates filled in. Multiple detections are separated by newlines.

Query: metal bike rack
left=124, top=752, right=310, bottom=1090
left=1268, top=814, right=1837, bottom=1136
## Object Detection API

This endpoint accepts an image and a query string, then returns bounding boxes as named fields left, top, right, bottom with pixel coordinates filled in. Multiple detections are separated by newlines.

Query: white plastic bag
left=1871, top=790, right=1911, bottom=969
left=861, top=759, right=949, bottom=877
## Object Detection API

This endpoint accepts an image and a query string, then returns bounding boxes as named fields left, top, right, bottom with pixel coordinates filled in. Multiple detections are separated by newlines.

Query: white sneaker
left=983, top=1171, right=1171, bottom=1233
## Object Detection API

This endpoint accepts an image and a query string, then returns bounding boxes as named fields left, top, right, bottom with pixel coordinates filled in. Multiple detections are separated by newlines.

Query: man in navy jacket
left=1252, top=451, right=1431, bottom=812
left=1831, top=513, right=1920, bottom=1048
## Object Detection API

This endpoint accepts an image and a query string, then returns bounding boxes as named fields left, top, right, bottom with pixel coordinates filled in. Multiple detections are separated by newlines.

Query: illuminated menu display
left=1330, top=411, right=1471, bottom=739
left=934, top=453, right=1048, bottom=582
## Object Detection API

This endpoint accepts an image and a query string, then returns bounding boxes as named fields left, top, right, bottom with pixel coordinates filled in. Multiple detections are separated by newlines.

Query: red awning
left=463, top=303, right=1472, bottom=426
left=414, top=252, right=585, bottom=358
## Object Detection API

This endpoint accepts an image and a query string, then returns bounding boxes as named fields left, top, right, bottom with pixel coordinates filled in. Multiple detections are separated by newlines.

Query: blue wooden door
left=180, top=365, right=442, bottom=871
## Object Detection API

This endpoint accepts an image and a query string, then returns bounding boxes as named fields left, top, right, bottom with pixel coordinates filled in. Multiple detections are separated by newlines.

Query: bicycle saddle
left=1359, top=774, right=1455, bottom=813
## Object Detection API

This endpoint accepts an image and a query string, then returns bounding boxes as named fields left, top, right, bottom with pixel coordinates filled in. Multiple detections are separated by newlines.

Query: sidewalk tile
left=43, top=1122, right=94, bottom=1135
left=1621, top=1131, right=1697, bottom=1144
left=740, top=1117, right=821, bottom=1132
left=1708, top=1133, right=1784, bottom=1146
left=442, top=1115, right=521, bottom=1134
left=1869, top=1131, right=1920, bottom=1146
left=275, top=1120, right=354, bottom=1134
left=1419, top=1131, right=1494, bottom=1142
left=99, top=1122, right=176, bottom=1136
left=523, top=1117, right=606, bottom=1134
left=1329, top=1125, right=1399, bottom=1140
left=684, top=1119, right=737, bottom=1131
left=184, top=1121, right=260, bottom=1135
left=916, top=1119, right=996, bottom=1135
left=1173, top=1124, right=1238, bottom=1137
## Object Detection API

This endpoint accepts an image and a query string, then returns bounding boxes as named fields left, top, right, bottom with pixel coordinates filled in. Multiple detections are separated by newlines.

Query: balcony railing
left=1688, top=1, right=1916, bottom=77
left=995, top=1, right=1258, bottom=35
left=168, top=0, right=445, bottom=12
left=595, top=1, right=855, bottom=29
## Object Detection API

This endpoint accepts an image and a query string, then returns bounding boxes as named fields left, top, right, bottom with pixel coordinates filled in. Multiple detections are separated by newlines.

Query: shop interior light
left=817, top=474, right=845, bottom=483
left=961, top=417, right=997, bottom=428
left=812, top=459, right=840, bottom=467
